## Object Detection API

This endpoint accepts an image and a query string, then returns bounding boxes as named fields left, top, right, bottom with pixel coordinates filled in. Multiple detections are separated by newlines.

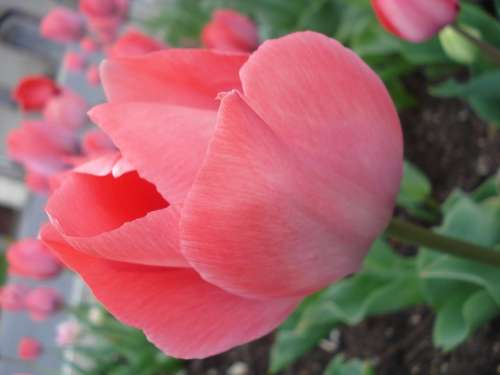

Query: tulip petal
left=41, top=224, right=300, bottom=359
left=182, top=89, right=400, bottom=299
left=100, top=49, right=248, bottom=109
left=240, top=32, right=402, bottom=203
left=371, top=0, right=459, bottom=42
left=46, top=165, right=187, bottom=267
left=89, top=103, right=216, bottom=203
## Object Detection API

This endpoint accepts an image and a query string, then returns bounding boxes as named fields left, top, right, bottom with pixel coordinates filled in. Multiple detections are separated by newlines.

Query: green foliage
left=0, top=252, right=7, bottom=286
left=431, top=71, right=500, bottom=128
left=324, top=355, right=375, bottom=375
left=270, top=240, right=424, bottom=373
left=69, top=305, right=183, bottom=375
left=417, top=183, right=500, bottom=351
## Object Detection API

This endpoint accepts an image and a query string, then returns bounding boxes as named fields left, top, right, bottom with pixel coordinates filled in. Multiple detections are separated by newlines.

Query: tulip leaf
left=459, top=2, right=500, bottom=49
left=433, top=288, right=499, bottom=351
left=270, top=240, right=423, bottom=373
left=397, top=161, right=433, bottom=216
left=431, top=71, right=500, bottom=128
left=324, top=355, right=375, bottom=375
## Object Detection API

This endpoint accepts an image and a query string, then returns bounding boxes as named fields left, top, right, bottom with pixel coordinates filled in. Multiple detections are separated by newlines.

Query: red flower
left=42, top=32, right=403, bottom=358
left=7, top=239, right=62, bottom=279
left=40, top=6, right=85, bottom=43
left=18, top=337, right=42, bottom=361
left=202, top=9, right=259, bottom=52
left=12, top=76, right=60, bottom=112
left=371, top=0, right=460, bottom=42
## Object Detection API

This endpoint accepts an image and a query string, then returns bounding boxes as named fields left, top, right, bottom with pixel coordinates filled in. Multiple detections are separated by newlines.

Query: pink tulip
left=25, top=287, right=62, bottom=321
left=41, top=32, right=403, bottom=358
left=40, top=6, right=85, bottom=43
left=86, top=64, right=101, bottom=86
left=107, top=28, right=166, bottom=58
left=80, top=36, right=100, bottom=53
left=56, top=320, right=82, bottom=346
left=80, top=0, right=128, bottom=43
left=0, top=284, right=28, bottom=311
left=12, top=76, right=60, bottom=112
left=202, top=9, right=259, bottom=52
left=63, top=51, right=87, bottom=72
left=25, top=169, right=51, bottom=194
left=18, top=337, right=42, bottom=360
left=7, top=120, right=75, bottom=177
left=371, top=0, right=460, bottom=42
left=7, top=238, right=62, bottom=279
left=43, top=90, right=88, bottom=129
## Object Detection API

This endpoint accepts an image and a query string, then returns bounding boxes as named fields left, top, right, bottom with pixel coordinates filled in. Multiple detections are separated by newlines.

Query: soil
left=183, top=74, right=500, bottom=375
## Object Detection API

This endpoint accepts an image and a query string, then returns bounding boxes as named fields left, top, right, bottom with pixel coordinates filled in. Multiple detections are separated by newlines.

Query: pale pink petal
left=41, top=224, right=300, bottom=359
left=371, top=0, right=459, bottom=42
left=46, top=163, right=187, bottom=267
left=81, top=128, right=116, bottom=157
left=100, top=49, right=248, bottom=109
left=89, top=102, right=216, bottom=203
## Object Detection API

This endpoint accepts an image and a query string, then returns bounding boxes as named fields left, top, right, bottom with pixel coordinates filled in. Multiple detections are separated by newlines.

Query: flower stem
left=450, top=23, right=500, bottom=65
left=386, top=217, right=500, bottom=267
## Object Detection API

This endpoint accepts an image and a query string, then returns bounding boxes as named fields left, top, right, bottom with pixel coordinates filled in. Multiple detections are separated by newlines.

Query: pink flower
left=43, top=90, right=88, bottom=129
left=63, top=51, right=87, bottom=72
left=7, top=120, right=76, bottom=188
left=41, top=32, right=403, bottom=358
left=12, top=76, right=60, bottom=112
left=0, top=284, right=28, bottom=311
left=107, top=28, right=166, bottom=58
left=86, top=64, right=101, bottom=86
left=7, top=238, right=62, bottom=279
left=56, top=320, right=82, bottom=346
left=202, top=9, right=259, bottom=52
left=80, top=0, right=128, bottom=43
left=18, top=337, right=42, bottom=360
left=25, top=287, right=62, bottom=321
left=40, top=6, right=85, bottom=43
left=80, top=36, right=100, bottom=53
left=371, top=0, right=460, bottom=42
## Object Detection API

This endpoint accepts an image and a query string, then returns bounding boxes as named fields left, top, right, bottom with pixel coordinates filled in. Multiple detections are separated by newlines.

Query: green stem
left=386, top=217, right=500, bottom=267
left=451, top=23, right=500, bottom=65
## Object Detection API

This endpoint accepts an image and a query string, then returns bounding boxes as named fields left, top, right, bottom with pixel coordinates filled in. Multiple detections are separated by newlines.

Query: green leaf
left=459, top=2, right=500, bottom=49
left=324, top=355, right=375, bottom=375
left=398, top=161, right=432, bottom=208
left=433, top=289, right=499, bottom=351
left=418, top=192, right=500, bottom=349
left=431, top=71, right=500, bottom=127
left=0, top=252, right=7, bottom=286
left=270, top=240, right=424, bottom=373
left=269, top=293, right=338, bottom=374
